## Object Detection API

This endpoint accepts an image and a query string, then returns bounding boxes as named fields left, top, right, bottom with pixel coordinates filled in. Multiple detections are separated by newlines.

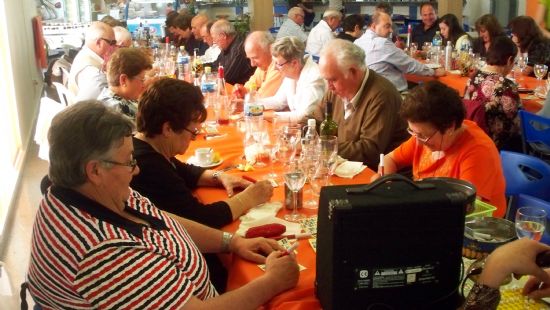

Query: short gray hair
left=323, top=9, right=342, bottom=20
left=113, top=26, right=132, bottom=47
left=85, top=21, right=112, bottom=44
left=245, top=31, right=274, bottom=51
left=288, top=7, right=304, bottom=19
left=271, top=36, right=305, bottom=65
left=211, top=19, right=236, bottom=37
left=320, top=39, right=366, bottom=73
left=48, top=101, right=135, bottom=188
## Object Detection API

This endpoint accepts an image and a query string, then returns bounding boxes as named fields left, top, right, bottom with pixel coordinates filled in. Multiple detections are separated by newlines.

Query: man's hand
left=434, top=67, right=446, bottom=77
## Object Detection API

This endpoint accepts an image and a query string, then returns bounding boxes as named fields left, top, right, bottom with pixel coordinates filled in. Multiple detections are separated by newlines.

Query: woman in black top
left=472, top=14, right=506, bottom=57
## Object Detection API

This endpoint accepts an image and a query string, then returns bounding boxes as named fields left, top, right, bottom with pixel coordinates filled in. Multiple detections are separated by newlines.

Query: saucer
left=187, top=156, right=223, bottom=168
left=426, top=63, right=441, bottom=69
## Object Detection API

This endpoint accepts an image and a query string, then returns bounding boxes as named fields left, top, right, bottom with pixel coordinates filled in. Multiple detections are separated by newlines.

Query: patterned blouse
left=97, top=87, right=138, bottom=120
left=464, top=70, right=523, bottom=151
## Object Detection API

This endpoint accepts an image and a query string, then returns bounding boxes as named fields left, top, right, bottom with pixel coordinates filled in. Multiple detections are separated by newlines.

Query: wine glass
left=409, top=42, right=418, bottom=57
left=303, top=147, right=321, bottom=209
left=284, top=160, right=306, bottom=222
left=515, top=207, right=546, bottom=241
left=534, top=64, right=548, bottom=95
left=319, top=136, right=339, bottom=185
left=263, top=143, right=279, bottom=180
left=278, top=126, right=301, bottom=166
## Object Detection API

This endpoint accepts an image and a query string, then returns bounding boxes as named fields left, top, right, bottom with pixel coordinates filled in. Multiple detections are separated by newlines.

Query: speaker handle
left=345, top=173, right=435, bottom=194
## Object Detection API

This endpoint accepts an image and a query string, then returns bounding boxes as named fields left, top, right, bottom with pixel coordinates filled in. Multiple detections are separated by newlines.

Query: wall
left=0, top=0, right=44, bottom=248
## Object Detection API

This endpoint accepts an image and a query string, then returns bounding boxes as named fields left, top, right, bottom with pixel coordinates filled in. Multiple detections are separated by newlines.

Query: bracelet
left=221, top=231, right=234, bottom=253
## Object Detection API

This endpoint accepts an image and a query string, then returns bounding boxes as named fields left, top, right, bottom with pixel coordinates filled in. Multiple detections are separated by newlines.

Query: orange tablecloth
left=405, top=73, right=544, bottom=113
left=176, top=122, right=375, bottom=310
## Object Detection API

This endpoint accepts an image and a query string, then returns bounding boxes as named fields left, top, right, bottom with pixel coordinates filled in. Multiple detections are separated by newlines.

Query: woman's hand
left=218, top=173, right=253, bottom=197
left=229, top=235, right=284, bottom=264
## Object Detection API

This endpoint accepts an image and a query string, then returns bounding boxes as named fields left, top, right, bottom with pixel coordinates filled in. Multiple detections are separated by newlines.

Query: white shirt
left=258, top=55, right=326, bottom=124
left=276, top=18, right=308, bottom=43
left=305, top=20, right=335, bottom=56
left=200, top=44, right=222, bottom=64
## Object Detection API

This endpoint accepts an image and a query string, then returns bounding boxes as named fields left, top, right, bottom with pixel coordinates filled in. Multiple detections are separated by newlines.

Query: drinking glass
left=284, top=160, right=306, bottom=222
left=303, top=147, right=321, bottom=209
left=534, top=64, right=548, bottom=95
left=319, top=136, right=339, bottom=185
left=278, top=126, right=301, bottom=166
left=263, top=143, right=279, bottom=180
left=515, top=207, right=546, bottom=241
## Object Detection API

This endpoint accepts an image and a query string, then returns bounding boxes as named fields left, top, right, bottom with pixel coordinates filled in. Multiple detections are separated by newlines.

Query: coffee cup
left=195, top=148, right=213, bottom=166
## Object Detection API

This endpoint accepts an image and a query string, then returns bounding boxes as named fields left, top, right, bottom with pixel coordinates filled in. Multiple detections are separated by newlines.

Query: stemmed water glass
left=302, top=147, right=321, bottom=209
left=515, top=207, right=546, bottom=241
left=284, top=160, right=306, bottom=222
left=534, top=64, right=548, bottom=95
left=278, top=126, right=301, bottom=166
left=319, top=136, right=339, bottom=185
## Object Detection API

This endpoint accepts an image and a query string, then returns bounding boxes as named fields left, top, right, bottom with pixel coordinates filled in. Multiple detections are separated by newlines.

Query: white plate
left=448, top=70, right=462, bottom=75
left=187, top=156, right=223, bottom=168
left=426, top=63, right=441, bottom=69
left=536, top=92, right=548, bottom=99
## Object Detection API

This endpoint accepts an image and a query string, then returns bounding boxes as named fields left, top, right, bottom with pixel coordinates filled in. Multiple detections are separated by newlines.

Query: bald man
left=199, top=21, right=221, bottom=65
left=233, top=31, right=284, bottom=100
left=68, top=21, right=115, bottom=101
left=211, top=19, right=254, bottom=85
left=188, top=14, right=209, bottom=55
left=276, top=7, right=308, bottom=42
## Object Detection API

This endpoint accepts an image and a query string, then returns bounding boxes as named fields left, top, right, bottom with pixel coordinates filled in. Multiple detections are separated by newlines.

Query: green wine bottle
left=319, top=101, right=338, bottom=136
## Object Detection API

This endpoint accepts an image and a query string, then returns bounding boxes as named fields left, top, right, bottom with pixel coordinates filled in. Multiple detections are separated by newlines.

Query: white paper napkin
left=237, top=202, right=301, bottom=237
left=334, top=161, right=367, bottom=178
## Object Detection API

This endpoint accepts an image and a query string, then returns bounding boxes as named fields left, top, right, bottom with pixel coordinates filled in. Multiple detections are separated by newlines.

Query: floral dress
left=464, top=71, right=523, bottom=151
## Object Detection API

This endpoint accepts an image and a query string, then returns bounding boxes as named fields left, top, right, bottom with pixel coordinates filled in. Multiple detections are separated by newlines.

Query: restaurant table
left=405, top=71, right=545, bottom=114
left=176, top=121, right=376, bottom=310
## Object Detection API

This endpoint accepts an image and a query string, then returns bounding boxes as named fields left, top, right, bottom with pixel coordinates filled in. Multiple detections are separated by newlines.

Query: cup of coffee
left=195, top=148, right=213, bottom=166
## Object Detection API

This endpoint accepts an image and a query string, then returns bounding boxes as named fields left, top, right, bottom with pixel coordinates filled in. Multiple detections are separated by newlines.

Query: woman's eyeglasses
left=183, top=127, right=200, bottom=140
left=406, top=128, right=437, bottom=143
left=101, top=158, right=138, bottom=172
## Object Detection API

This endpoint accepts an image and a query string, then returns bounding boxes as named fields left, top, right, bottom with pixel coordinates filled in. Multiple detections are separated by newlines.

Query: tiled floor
left=0, top=143, right=48, bottom=308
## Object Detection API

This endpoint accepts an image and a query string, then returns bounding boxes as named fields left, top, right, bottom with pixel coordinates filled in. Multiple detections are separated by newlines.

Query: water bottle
left=432, top=31, right=443, bottom=65
left=176, top=47, right=185, bottom=80
left=445, top=41, right=453, bottom=71
left=302, top=119, right=319, bottom=157
left=432, top=31, right=443, bottom=47
left=244, top=83, right=263, bottom=132
left=406, top=24, right=412, bottom=48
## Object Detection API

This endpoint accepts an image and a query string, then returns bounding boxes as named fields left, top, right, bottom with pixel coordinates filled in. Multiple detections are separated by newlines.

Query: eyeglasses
left=132, top=76, right=147, bottom=83
left=101, top=158, right=138, bottom=172
left=406, top=128, right=437, bottom=143
left=100, top=38, right=117, bottom=46
left=275, top=59, right=290, bottom=69
left=183, top=127, right=200, bottom=140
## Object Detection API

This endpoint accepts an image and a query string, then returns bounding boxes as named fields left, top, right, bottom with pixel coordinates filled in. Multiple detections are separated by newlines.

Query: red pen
left=242, top=175, right=257, bottom=183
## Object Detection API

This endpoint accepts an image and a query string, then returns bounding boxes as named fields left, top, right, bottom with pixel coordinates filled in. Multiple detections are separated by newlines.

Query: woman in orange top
left=373, top=81, right=507, bottom=217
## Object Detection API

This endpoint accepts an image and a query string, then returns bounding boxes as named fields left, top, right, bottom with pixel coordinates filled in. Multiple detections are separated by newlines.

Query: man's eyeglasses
left=406, top=128, right=437, bottom=143
left=275, top=59, right=290, bottom=69
left=183, top=127, right=200, bottom=140
left=100, top=38, right=117, bottom=46
left=101, top=158, right=138, bottom=172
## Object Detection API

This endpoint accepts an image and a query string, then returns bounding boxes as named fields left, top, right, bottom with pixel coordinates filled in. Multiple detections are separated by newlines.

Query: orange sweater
left=391, top=120, right=507, bottom=217
left=244, top=62, right=284, bottom=98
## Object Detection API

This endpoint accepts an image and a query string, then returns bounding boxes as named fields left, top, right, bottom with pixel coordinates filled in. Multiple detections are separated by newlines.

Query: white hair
left=320, top=39, right=366, bottom=73
left=85, top=21, right=112, bottom=45
left=323, top=9, right=342, bottom=20
left=113, top=26, right=132, bottom=47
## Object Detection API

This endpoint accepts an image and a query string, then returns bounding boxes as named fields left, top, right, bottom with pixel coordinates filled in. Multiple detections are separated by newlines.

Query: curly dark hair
left=400, top=81, right=465, bottom=133
left=508, top=16, right=544, bottom=53
left=137, top=78, right=206, bottom=137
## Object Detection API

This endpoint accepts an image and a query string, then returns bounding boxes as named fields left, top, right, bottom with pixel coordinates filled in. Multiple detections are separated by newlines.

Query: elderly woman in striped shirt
left=27, top=101, right=298, bottom=309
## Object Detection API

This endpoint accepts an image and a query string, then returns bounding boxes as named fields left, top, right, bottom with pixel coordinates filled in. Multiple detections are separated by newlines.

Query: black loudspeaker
left=315, top=174, right=466, bottom=310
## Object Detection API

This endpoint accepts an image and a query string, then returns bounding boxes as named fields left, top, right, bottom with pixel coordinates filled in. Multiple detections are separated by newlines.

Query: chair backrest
left=500, top=151, right=550, bottom=201
left=518, top=110, right=550, bottom=156
left=52, top=82, right=75, bottom=106
left=463, top=98, right=487, bottom=133
left=508, top=194, right=550, bottom=245
left=60, top=67, right=70, bottom=87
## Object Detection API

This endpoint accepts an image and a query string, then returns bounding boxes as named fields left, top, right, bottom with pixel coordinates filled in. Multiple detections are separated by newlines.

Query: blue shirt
left=354, top=29, right=433, bottom=92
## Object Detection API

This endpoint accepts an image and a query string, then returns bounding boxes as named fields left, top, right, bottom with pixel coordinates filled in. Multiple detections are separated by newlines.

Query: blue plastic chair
left=500, top=151, right=550, bottom=210
left=518, top=110, right=550, bottom=159
left=508, top=194, right=550, bottom=245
